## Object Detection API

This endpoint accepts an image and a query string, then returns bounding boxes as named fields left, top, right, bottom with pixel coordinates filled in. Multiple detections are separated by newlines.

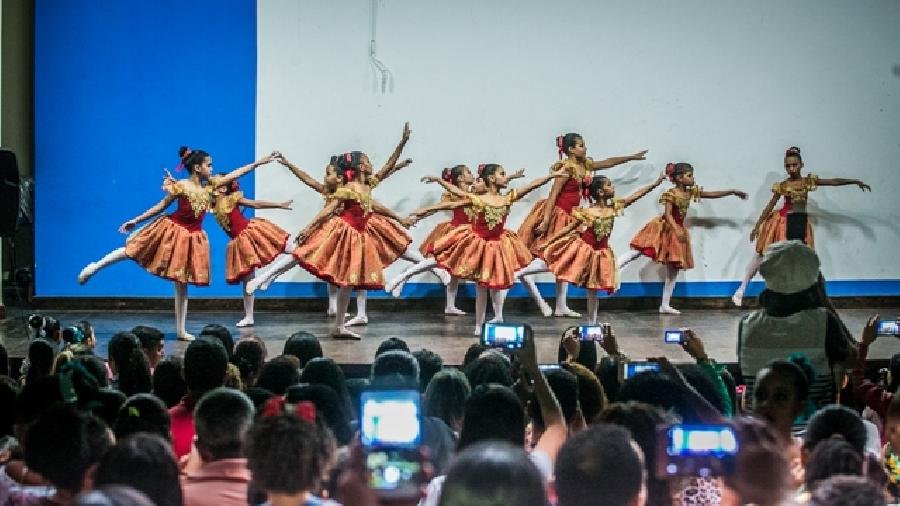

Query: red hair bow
left=441, top=167, right=453, bottom=183
left=581, top=175, right=593, bottom=201
left=260, top=397, right=317, bottom=424
left=477, top=164, right=486, bottom=177
left=556, top=135, right=564, bottom=160
left=175, top=148, right=193, bottom=173
left=664, top=162, right=676, bottom=182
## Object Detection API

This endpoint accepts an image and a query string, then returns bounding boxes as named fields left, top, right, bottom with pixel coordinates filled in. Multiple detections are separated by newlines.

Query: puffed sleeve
left=690, top=185, right=703, bottom=201
left=804, top=174, right=819, bottom=192
left=658, top=189, right=676, bottom=205
left=162, top=177, right=184, bottom=196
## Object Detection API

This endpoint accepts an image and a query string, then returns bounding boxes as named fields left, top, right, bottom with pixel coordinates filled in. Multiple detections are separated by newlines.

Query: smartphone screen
left=657, top=424, right=738, bottom=478
left=664, top=329, right=684, bottom=344
left=481, top=323, right=526, bottom=349
left=360, top=390, right=423, bottom=495
left=538, top=364, right=561, bottom=373
left=623, top=361, right=660, bottom=380
left=875, top=319, right=899, bottom=337
left=578, top=325, right=604, bottom=342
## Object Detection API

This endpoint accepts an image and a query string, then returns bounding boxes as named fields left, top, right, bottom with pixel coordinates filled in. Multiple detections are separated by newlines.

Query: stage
left=2, top=306, right=897, bottom=374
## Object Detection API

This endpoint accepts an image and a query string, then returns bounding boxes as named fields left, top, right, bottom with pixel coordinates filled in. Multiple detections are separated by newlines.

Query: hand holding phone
left=621, top=360, right=661, bottom=380
left=360, top=390, right=424, bottom=498
left=664, top=329, right=685, bottom=344
left=875, top=318, right=899, bottom=337
left=482, top=323, right=527, bottom=350
left=579, top=325, right=605, bottom=342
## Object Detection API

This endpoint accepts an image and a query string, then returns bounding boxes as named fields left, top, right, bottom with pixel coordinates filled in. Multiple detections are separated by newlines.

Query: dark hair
left=94, top=434, right=182, bottom=506
left=372, top=350, right=420, bottom=383
left=587, top=175, right=612, bottom=203
left=617, top=369, right=706, bottom=423
left=803, top=405, right=867, bottom=454
left=755, top=358, right=811, bottom=406
left=283, top=331, right=322, bottom=368
left=666, top=162, right=694, bottom=183
left=44, top=317, right=61, bottom=340
left=424, top=369, right=471, bottom=432
left=107, top=332, right=152, bottom=397
left=804, top=439, right=864, bottom=491
left=130, top=326, right=164, bottom=351
left=726, top=417, right=791, bottom=504
left=679, top=363, right=729, bottom=415
left=595, top=356, right=622, bottom=402
left=0, top=377, right=19, bottom=436
left=458, top=384, right=524, bottom=450
left=25, top=404, right=113, bottom=492
left=476, top=163, right=502, bottom=183
left=151, top=357, right=186, bottom=408
left=442, top=165, right=469, bottom=186
left=246, top=413, right=335, bottom=495
left=439, top=442, right=547, bottom=506
left=413, top=349, right=443, bottom=392
left=556, top=133, right=583, bottom=158
left=561, top=362, right=607, bottom=423
left=25, top=339, right=54, bottom=385
left=336, top=151, right=366, bottom=182
left=245, top=386, right=275, bottom=411
left=113, top=393, right=171, bottom=441
left=199, top=324, right=234, bottom=361
left=299, top=357, right=354, bottom=418
left=556, top=327, right=598, bottom=370
left=194, top=388, right=255, bottom=460
left=75, top=485, right=155, bottom=506
left=232, top=339, right=266, bottom=387
left=62, top=326, right=86, bottom=345
left=785, top=146, right=803, bottom=162
left=286, top=383, right=352, bottom=446
left=74, top=355, right=109, bottom=388
left=529, top=367, right=579, bottom=430
left=889, top=352, right=900, bottom=394
left=555, top=423, right=644, bottom=506
left=183, top=339, right=228, bottom=396
left=0, top=343, right=8, bottom=376
left=14, top=375, right=64, bottom=426
left=464, top=352, right=513, bottom=389
left=462, top=343, right=489, bottom=369
left=179, top=146, right=210, bottom=177
left=375, top=337, right=410, bottom=358
left=595, top=402, right=674, bottom=505
left=809, top=475, right=886, bottom=506
left=257, top=356, right=301, bottom=395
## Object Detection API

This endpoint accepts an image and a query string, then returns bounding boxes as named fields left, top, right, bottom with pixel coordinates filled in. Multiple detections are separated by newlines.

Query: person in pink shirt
left=170, top=339, right=228, bottom=458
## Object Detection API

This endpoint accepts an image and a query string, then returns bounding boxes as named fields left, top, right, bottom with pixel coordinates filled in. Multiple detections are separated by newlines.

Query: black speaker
left=0, top=149, right=20, bottom=237
left=786, top=212, right=808, bottom=243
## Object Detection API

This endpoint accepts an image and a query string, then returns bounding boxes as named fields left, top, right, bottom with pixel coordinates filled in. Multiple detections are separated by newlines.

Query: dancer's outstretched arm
left=372, top=200, right=414, bottom=227
left=512, top=169, right=568, bottom=202
left=817, top=177, right=871, bottom=191
left=589, top=149, right=648, bottom=170
left=374, top=122, right=412, bottom=182
left=276, top=156, right=325, bottom=194
left=699, top=188, right=748, bottom=200
left=750, top=193, right=780, bottom=242
left=239, top=197, right=293, bottom=210
left=217, top=152, right=277, bottom=185
left=420, top=175, right=468, bottom=199
left=408, top=199, right=469, bottom=221
left=621, top=172, right=666, bottom=208
left=119, top=194, right=176, bottom=233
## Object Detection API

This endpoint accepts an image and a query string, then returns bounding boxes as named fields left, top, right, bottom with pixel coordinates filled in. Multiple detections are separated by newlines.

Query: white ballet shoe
left=436, top=270, right=452, bottom=286
left=538, top=300, right=553, bottom=318
left=554, top=308, right=582, bottom=318
left=329, top=328, right=361, bottom=340
left=488, top=316, right=504, bottom=324
left=177, top=332, right=195, bottom=341
left=236, top=317, right=254, bottom=328
left=391, top=280, right=406, bottom=298
left=731, top=292, right=744, bottom=307
left=326, top=307, right=337, bottom=317
left=444, top=307, right=466, bottom=316
left=659, top=305, right=682, bottom=315
left=385, top=278, right=404, bottom=298
left=77, top=262, right=98, bottom=285
left=345, top=315, right=369, bottom=327
left=473, top=325, right=483, bottom=336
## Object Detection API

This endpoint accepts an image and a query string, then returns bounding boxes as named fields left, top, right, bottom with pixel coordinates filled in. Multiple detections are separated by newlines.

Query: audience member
left=558, top=326, right=598, bottom=371
left=199, top=324, right=235, bottom=361
left=232, top=338, right=267, bottom=387
left=94, top=434, right=182, bottom=506
left=113, top=393, right=172, bottom=441
left=282, top=331, right=322, bottom=369
left=23, top=340, right=53, bottom=386
left=463, top=351, right=513, bottom=388
left=423, top=368, right=471, bottom=434
left=374, top=337, right=409, bottom=358
left=286, top=383, right=353, bottom=446
left=107, top=332, right=152, bottom=397
left=439, top=442, right=547, bottom=506
left=131, top=325, right=165, bottom=371
left=152, top=356, right=186, bottom=408
left=170, top=339, right=228, bottom=458
left=413, top=348, right=443, bottom=392
left=256, top=355, right=301, bottom=395
left=301, top=357, right=354, bottom=419
left=808, top=475, right=887, bottom=506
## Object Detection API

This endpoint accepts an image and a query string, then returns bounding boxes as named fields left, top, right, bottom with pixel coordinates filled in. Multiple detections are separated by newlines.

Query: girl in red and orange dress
left=400, top=164, right=566, bottom=335
left=618, top=162, right=748, bottom=314
left=210, top=179, right=293, bottom=327
left=77, top=147, right=276, bottom=340
left=731, top=146, right=871, bottom=306
left=517, top=133, right=647, bottom=317
left=518, top=172, right=666, bottom=324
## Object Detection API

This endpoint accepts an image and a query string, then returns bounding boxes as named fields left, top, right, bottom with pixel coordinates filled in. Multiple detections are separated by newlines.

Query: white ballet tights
left=661, top=264, right=679, bottom=310
left=174, top=282, right=191, bottom=338
left=616, top=249, right=642, bottom=270
left=514, top=259, right=554, bottom=316
left=586, top=289, right=599, bottom=324
left=733, top=254, right=763, bottom=306
left=240, top=278, right=254, bottom=323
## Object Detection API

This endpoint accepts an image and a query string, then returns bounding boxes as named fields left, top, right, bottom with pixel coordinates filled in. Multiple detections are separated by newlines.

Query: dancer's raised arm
left=511, top=169, right=568, bottom=202
left=374, top=122, right=412, bottom=182
left=817, top=177, right=871, bottom=191
left=119, top=194, right=176, bottom=233
left=276, top=155, right=326, bottom=194
left=590, top=150, right=648, bottom=170
left=408, top=199, right=469, bottom=222
left=699, top=188, right=748, bottom=200
left=217, top=152, right=277, bottom=185
left=620, top=172, right=666, bottom=208
left=421, top=175, right=468, bottom=199
left=239, top=197, right=293, bottom=210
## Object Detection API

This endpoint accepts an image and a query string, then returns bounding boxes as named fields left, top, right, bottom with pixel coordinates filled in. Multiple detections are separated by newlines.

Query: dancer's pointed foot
left=731, top=292, right=744, bottom=307
left=177, top=332, right=195, bottom=341
left=77, top=262, right=98, bottom=285
left=329, top=328, right=361, bottom=340
left=472, top=325, right=483, bottom=336
left=444, top=307, right=466, bottom=316
left=554, top=308, right=582, bottom=318
left=659, top=305, right=681, bottom=315
left=236, top=317, right=254, bottom=328
left=436, top=270, right=452, bottom=286
left=326, top=307, right=336, bottom=317
left=345, top=315, right=369, bottom=327
left=385, top=278, right=404, bottom=298
left=487, top=316, right=504, bottom=324
left=538, top=300, right=553, bottom=318
left=245, top=276, right=264, bottom=295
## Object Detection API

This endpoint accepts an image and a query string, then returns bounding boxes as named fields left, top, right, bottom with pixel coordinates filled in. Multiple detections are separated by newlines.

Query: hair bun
left=178, top=146, right=192, bottom=160
left=785, top=146, right=801, bottom=157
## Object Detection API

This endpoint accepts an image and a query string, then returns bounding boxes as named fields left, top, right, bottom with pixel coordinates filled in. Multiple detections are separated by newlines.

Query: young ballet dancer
left=731, top=146, right=871, bottom=306
left=516, top=172, right=666, bottom=324
left=618, top=162, right=748, bottom=315
left=209, top=178, right=293, bottom=327
left=517, top=133, right=647, bottom=317
left=77, top=147, right=276, bottom=340
left=397, top=164, right=567, bottom=335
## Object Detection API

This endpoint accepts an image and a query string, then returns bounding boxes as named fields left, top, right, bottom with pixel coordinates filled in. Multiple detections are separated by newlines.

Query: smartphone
left=538, top=364, right=561, bottom=373
left=656, top=424, right=739, bottom=478
left=481, top=323, right=526, bottom=350
left=664, top=329, right=685, bottom=344
left=578, top=325, right=604, bottom=342
left=360, top=390, right=424, bottom=497
left=621, top=361, right=661, bottom=380
left=875, top=319, right=899, bottom=337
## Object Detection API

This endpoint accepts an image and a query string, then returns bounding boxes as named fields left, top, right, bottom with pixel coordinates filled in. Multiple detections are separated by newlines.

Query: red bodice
left=223, top=207, right=250, bottom=238
left=671, top=206, right=686, bottom=226
left=169, top=195, right=206, bottom=232
left=580, top=229, right=611, bottom=250
left=472, top=214, right=508, bottom=240
left=555, top=177, right=582, bottom=213
left=340, top=200, right=371, bottom=231
left=450, top=207, right=470, bottom=226
left=779, top=196, right=794, bottom=217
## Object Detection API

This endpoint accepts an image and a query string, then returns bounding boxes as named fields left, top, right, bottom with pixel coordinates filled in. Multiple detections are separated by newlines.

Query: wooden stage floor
left=3, top=306, right=898, bottom=368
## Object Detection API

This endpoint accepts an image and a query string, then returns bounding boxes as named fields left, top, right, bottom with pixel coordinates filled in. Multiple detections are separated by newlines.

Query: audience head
left=759, top=240, right=821, bottom=296
left=107, top=331, right=152, bottom=397
left=151, top=356, right=186, bottom=408
left=372, top=350, right=420, bottom=384
left=617, top=369, right=704, bottom=423
left=462, top=343, right=489, bottom=369
left=809, top=475, right=887, bottom=506
left=554, top=423, right=646, bottom=506
left=25, top=339, right=54, bottom=384
left=458, top=384, right=524, bottom=450
left=753, top=358, right=811, bottom=430
left=74, top=355, right=109, bottom=388
left=283, top=331, right=322, bottom=368
left=804, top=438, right=864, bottom=491
left=424, top=368, right=471, bottom=433
left=299, top=357, right=353, bottom=417
left=130, top=325, right=165, bottom=370
left=529, top=367, right=580, bottom=432
left=194, top=388, right=255, bottom=461
left=286, top=383, right=352, bottom=446
left=245, top=386, right=276, bottom=411
left=199, top=324, right=234, bottom=361
left=803, top=405, right=868, bottom=457
left=678, top=363, right=729, bottom=416
left=464, top=351, right=513, bottom=389
left=113, top=393, right=171, bottom=441
left=439, top=442, right=547, bottom=506
left=183, top=338, right=229, bottom=397
left=94, top=433, right=182, bottom=506
left=232, top=338, right=267, bottom=387
left=375, top=337, right=410, bottom=358
left=75, top=485, right=155, bottom=506
left=413, top=348, right=443, bottom=391
left=257, top=355, right=301, bottom=395
left=725, top=416, right=791, bottom=505
left=595, top=356, right=622, bottom=402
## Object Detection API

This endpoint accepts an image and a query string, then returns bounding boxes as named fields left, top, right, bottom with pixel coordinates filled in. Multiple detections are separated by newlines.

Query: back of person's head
left=462, top=343, right=489, bottom=369
left=413, top=348, right=443, bottom=392
left=199, top=324, right=234, bottom=361
left=596, top=402, right=673, bottom=505
left=424, top=368, right=471, bottom=433
left=74, top=355, right=109, bottom=388
left=24, top=404, right=113, bottom=493
left=283, top=331, right=322, bottom=368
left=299, top=357, right=353, bottom=416
left=345, top=377, right=369, bottom=418
left=0, top=376, right=20, bottom=436
left=804, top=439, right=864, bottom=491
left=183, top=338, right=228, bottom=396
left=371, top=349, right=420, bottom=383
left=0, top=342, right=9, bottom=376
left=232, top=338, right=266, bottom=387
left=458, top=384, right=524, bottom=450
left=617, top=369, right=705, bottom=423
left=246, top=412, right=336, bottom=496
left=595, top=356, right=622, bottom=402
left=555, top=423, right=645, bottom=506
left=245, top=386, right=275, bottom=411
left=804, top=405, right=867, bottom=455
left=26, top=339, right=54, bottom=384
left=286, top=383, right=352, bottom=446
left=14, top=375, right=63, bottom=429
left=58, top=361, right=125, bottom=427
left=113, top=393, right=171, bottom=441
left=809, top=475, right=887, bottom=506
left=75, top=485, right=155, bottom=506
left=557, top=327, right=598, bottom=371
left=107, top=331, right=152, bottom=397
left=94, top=433, right=182, bottom=506
left=562, top=362, right=607, bottom=423
left=375, top=337, right=409, bottom=358
left=725, top=417, right=791, bottom=505
left=464, top=352, right=513, bottom=388
left=194, top=387, right=255, bottom=460
left=257, top=355, right=301, bottom=395
left=529, top=367, right=579, bottom=430
left=438, top=441, right=547, bottom=506
left=151, top=356, right=186, bottom=408
left=678, top=363, right=729, bottom=415
left=130, top=325, right=163, bottom=354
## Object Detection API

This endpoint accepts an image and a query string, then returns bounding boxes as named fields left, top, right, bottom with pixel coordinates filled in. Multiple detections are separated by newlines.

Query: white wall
left=256, top=0, right=900, bottom=286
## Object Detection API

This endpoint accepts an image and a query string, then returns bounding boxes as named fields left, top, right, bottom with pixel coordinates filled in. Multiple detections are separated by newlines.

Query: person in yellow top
left=618, top=162, right=748, bottom=315
left=731, top=146, right=871, bottom=306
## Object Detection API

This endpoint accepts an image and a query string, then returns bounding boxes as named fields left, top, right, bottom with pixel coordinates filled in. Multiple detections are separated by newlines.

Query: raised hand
left=401, top=122, right=411, bottom=142
left=631, top=150, right=649, bottom=160
left=279, top=199, right=294, bottom=210
left=561, top=327, right=581, bottom=363
left=421, top=175, right=441, bottom=184
left=858, top=181, right=872, bottom=192
left=733, top=190, right=749, bottom=200
left=118, top=219, right=137, bottom=234
left=861, top=314, right=879, bottom=345
left=681, top=329, right=709, bottom=361
left=510, top=168, right=526, bottom=179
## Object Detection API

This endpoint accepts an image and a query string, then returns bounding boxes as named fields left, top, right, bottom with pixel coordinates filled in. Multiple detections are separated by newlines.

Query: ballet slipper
left=658, top=305, right=682, bottom=315
left=345, top=315, right=369, bottom=327
left=177, top=332, right=196, bottom=341
left=236, top=317, right=254, bottom=328
left=444, top=307, right=466, bottom=316
left=554, top=308, right=582, bottom=318
left=329, top=328, right=361, bottom=340
left=77, top=262, right=99, bottom=285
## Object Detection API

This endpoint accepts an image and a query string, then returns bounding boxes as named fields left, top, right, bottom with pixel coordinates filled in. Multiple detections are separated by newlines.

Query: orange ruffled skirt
left=418, top=221, right=455, bottom=257
left=292, top=214, right=411, bottom=289
left=226, top=218, right=290, bottom=284
left=629, top=217, right=694, bottom=270
left=755, top=212, right=815, bottom=255
left=517, top=199, right=578, bottom=255
left=125, top=216, right=210, bottom=285
left=543, top=236, right=619, bottom=293
left=430, top=226, right=532, bottom=289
